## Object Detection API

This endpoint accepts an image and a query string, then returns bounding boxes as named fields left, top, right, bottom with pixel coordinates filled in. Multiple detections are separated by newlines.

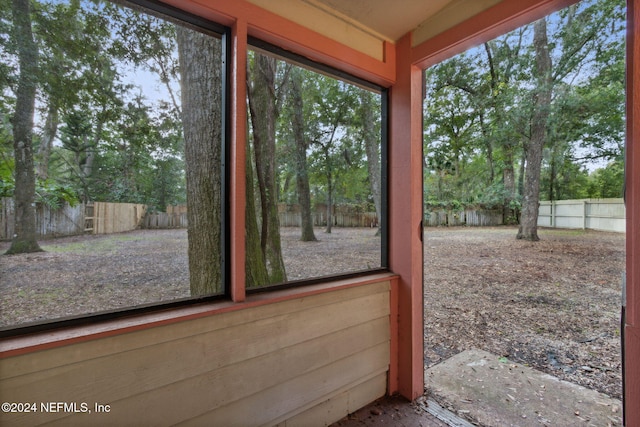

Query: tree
left=177, top=26, right=222, bottom=296
left=245, top=139, right=270, bottom=288
left=587, top=160, right=624, bottom=198
left=6, top=0, right=42, bottom=254
left=423, top=0, right=625, bottom=231
left=359, top=90, right=382, bottom=234
left=307, top=78, right=356, bottom=233
left=58, top=109, right=93, bottom=200
left=247, top=52, right=288, bottom=284
left=33, top=0, right=84, bottom=181
left=288, top=67, right=316, bottom=242
left=517, top=18, right=552, bottom=241
left=425, top=34, right=529, bottom=217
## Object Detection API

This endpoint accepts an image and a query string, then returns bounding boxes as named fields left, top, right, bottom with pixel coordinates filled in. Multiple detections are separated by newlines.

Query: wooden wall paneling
left=183, top=343, right=389, bottom=426
left=39, top=318, right=388, bottom=426
left=0, top=283, right=390, bottom=426
left=2, top=292, right=388, bottom=425
left=0, top=281, right=390, bottom=377
left=69, top=318, right=389, bottom=427
left=278, top=373, right=388, bottom=427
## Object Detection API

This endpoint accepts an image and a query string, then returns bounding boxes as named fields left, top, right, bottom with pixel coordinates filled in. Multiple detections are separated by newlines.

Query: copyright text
left=2, top=402, right=111, bottom=414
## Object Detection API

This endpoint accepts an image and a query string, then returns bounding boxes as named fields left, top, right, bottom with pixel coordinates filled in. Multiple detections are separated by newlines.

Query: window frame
left=0, top=0, right=232, bottom=338
left=245, top=38, right=390, bottom=294
left=1, top=0, right=392, bottom=338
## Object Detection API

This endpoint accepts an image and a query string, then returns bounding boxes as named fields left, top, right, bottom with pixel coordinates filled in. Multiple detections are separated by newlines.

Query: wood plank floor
left=330, top=395, right=454, bottom=427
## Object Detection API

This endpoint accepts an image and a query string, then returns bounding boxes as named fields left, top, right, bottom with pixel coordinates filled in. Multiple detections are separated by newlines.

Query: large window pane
left=245, top=48, right=385, bottom=289
left=0, top=0, right=226, bottom=330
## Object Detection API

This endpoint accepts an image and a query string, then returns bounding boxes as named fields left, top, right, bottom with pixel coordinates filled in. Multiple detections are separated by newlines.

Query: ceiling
left=303, top=0, right=457, bottom=41
left=251, top=0, right=503, bottom=43
left=247, top=0, right=503, bottom=61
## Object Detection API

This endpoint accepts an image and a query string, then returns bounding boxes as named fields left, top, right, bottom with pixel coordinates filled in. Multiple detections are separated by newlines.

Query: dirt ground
left=1, top=226, right=625, bottom=403
left=423, top=226, right=624, bottom=400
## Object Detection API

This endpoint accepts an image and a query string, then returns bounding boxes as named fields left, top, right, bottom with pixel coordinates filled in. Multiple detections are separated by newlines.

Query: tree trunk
left=82, top=118, right=102, bottom=183
left=548, top=143, right=557, bottom=202
left=478, top=111, right=495, bottom=183
left=289, top=68, right=316, bottom=242
left=245, top=140, right=270, bottom=287
left=325, top=165, right=333, bottom=234
left=247, top=53, right=286, bottom=283
left=517, top=18, right=552, bottom=241
left=518, top=150, right=525, bottom=200
left=360, top=91, right=382, bottom=235
left=502, top=143, right=516, bottom=223
left=36, top=104, right=59, bottom=180
left=177, top=27, right=222, bottom=295
left=6, top=0, right=43, bottom=255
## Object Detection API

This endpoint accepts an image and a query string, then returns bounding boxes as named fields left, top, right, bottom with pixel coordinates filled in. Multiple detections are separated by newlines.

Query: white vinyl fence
left=538, top=198, right=625, bottom=233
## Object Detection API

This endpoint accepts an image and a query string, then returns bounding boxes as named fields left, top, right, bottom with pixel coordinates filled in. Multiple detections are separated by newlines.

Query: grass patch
left=42, top=235, right=142, bottom=254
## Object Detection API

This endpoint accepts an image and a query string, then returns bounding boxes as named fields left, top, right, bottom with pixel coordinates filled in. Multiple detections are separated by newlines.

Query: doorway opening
left=421, top=0, right=626, bottom=423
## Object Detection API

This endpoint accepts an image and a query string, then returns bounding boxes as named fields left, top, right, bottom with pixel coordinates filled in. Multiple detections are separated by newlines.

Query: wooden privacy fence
left=143, top=212, right=188, bottom=229
left=90, top=202, right=146, bottom=234
left=278, top=211, right=378, bottom=228
left=1, top=198, right=85, bottom=240
left=142, top=204, right=188, bottom=229
left=538, top=198, right=625, bottom=233
left=424, top=208, right=503, bottom=227
left=1, top=199, right=147, bottom=240
left=141, top=210, right=377, bottom=229
left=1, top=197, right=625, bottom=239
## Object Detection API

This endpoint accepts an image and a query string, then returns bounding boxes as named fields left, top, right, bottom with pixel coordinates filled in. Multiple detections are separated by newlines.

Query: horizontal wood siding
left=276, top=373, right=388, bottom=427
left=0, top=281, right=391, bottom=426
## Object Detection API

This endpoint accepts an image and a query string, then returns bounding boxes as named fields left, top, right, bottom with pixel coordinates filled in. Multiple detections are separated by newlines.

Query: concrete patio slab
left=425, top=349, right=622, bottom=426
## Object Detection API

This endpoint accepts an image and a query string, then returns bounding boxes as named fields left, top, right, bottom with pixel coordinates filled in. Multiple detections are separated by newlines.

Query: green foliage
left=0, top=169, right=79, bottom=208
left=2, top=0, right=187, bottom=212
left=275, top=64, right=379, bottom=214
left=587, top=160, right=625, bottom=198
left=0, top=137, right=13, bottom=197
left=477, top=182, right=521, bottom=210
left=423, top=0, right=625, bottom=211
left=35, top=179, right=79, bottom=208
left=0, top=175, right=13, bottom=198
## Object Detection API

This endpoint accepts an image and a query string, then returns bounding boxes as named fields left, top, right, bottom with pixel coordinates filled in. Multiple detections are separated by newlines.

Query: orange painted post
left=625, top=0, right=640, bottom=424
left=388, top=33, right=425, bottom=400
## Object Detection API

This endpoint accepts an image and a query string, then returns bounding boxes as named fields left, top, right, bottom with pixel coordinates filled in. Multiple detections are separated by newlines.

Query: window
left=245, top=42, right=387, bottom=289
left=0, top=0, right=389, bottom=334
left=0, top=0, right=229, bottom=331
